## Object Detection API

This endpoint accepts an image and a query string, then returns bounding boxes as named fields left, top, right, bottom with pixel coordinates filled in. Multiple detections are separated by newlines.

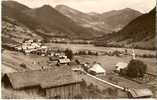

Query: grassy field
left=45, top=43, right=156, bottom=55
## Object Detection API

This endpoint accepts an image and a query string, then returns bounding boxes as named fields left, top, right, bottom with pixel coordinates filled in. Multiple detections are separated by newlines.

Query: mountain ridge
left=2, top=1, right=101, bottom=40
left=95, top=7, right=156, bottom=50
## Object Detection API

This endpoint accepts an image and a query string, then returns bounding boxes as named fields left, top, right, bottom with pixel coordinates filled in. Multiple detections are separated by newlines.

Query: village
left=2, top=39, right=156, bottom=99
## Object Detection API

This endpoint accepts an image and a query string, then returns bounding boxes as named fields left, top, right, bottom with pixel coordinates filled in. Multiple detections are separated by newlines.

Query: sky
left=3, top=0, right=156, bottom=13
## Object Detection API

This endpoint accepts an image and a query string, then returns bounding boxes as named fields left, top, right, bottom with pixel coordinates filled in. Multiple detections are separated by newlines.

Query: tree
left=75, top=59, right=80, bottom=65
left=64, top=49, right=73, bottom=60
left=127, top=59, right=147, bottom=78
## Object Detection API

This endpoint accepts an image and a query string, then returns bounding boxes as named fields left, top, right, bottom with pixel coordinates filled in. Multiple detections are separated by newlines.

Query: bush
left=112, top=50, right=121, bottom=57
left=78, top=51, right=87, bottom=55
left=20, top=63, right=27, bottom=69
left=127, top=60, right=147, bottom=78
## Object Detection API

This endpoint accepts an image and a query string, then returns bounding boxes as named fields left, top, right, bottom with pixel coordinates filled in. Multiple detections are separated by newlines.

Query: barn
left=41, top=77, right=82, bottom=98
left=2, top=67, right=83, bottom=99
left=88, top=63, right=106, bottom=76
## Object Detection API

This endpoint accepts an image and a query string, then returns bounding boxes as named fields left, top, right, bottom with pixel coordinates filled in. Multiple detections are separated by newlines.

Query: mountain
left=101, top=8, right=142, bottom=31
left=55, top=5, right=142, bottom=33
left=2, top=1, right=99, bottom=40
left=55, top=5, right=110, bottom=33
left=55, top=5, right=96, bottom=25
left=96, top=8, right=156, bottom=50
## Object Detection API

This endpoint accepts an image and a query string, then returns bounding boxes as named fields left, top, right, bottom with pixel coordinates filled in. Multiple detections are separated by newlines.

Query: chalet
left=57, top=58, right=71, bottom=66
left=88, top=63, right=106, bottom=76
left=2, top=67, right=83, bottom=99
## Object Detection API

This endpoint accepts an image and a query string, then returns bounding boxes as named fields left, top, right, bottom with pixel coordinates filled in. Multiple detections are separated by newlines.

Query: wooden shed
left=2, top=67, right=83, bottom=99
left=41, top=77, right=82, bottom=98
left=128, top=88, right=153, bottom=98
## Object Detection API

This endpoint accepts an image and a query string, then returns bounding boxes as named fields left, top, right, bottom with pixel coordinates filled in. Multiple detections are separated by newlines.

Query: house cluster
left=14, top=39, right=48, bottom=55
left=49, top=53, right=71, bottom=66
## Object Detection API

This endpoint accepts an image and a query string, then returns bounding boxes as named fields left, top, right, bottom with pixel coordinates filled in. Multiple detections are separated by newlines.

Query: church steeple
left=132, top=49, right=136, bottom=60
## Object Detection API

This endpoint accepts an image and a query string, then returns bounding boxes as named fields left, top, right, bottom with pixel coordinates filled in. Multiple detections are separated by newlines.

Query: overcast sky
left=4, top=0, right=156, bottom=13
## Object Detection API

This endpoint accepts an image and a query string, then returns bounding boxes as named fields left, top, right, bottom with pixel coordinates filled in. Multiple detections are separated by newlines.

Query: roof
left=4, top=66, right=82, bottom=89
left=129, top=88, right=153, bottom=98
left=89, top=63, right=106, bottom=73
left=115, top=62, right=128, bottom=71
left=58, top=58, right=71, bottom=64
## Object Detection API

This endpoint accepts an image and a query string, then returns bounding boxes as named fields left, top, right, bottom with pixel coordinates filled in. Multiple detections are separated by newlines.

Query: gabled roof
left=129, top=88, right=153, bottom=98
left=4, top=66, right=82, bottom=89
left=89, top=63, right=106, bottom=73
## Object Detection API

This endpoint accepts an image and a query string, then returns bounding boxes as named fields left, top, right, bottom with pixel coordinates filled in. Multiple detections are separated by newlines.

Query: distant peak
left=41, top=4, right=53, bottom=9
left=88, top=12, right=100, bottom=16
left=56, top=4, right=68, bottom=8
left=55, top=4, right=72, bottom=10
left=124, top=8, right=132, bottom=10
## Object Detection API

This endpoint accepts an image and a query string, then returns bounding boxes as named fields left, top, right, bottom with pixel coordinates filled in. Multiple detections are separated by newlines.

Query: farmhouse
left=115, top=62, right=128, bottom=72
left=2, top=67, right=83, bottom=99
left=88, top=63, right=106, bottom=76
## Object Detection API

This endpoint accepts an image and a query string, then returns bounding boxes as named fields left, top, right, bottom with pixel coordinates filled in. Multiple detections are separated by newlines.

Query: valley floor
left=1, top=43, right=156, bottom=99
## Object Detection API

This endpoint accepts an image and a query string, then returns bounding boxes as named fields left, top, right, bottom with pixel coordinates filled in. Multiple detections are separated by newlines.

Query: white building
left=57, top=58, right=71, bottom=66
left=88, top=63, right=106, bottom=76
left=132, top=49, right=136, bottom=60
left=115, top=62, right=128, bottom=72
